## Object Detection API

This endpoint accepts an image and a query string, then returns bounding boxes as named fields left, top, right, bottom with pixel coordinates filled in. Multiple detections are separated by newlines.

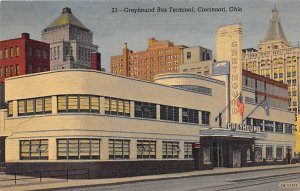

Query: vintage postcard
left=0, top=0, right=299, bottom=190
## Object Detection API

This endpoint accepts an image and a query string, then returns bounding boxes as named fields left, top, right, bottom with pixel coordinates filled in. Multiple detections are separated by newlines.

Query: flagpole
left=242, top=97, right=267, bottom=123
left=215, top=90, right=242, bottom=122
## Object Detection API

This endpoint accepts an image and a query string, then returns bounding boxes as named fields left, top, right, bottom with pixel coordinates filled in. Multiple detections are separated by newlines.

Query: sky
left=1, top=0, right=300, bottom=71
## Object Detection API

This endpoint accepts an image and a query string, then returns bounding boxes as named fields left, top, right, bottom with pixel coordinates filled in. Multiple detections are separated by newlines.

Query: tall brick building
left=0, top=33, right=50, bottom=83
left=110, top=38, right=187, bottom=81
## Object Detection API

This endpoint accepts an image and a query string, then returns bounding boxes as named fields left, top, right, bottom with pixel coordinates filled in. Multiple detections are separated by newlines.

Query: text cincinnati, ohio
left=116, top=7, right=242, bottom=13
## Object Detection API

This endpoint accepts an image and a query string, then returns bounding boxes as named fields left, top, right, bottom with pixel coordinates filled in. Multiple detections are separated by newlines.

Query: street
left=61, top=167, right=300, bottom=191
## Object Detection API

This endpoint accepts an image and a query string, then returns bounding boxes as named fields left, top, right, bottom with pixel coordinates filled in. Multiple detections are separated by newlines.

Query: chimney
left=21, top=33, right=30, bottom=39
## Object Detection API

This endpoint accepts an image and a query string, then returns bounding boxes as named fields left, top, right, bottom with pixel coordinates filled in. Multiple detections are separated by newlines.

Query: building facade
left=242, top=6, right=300, bottom=114
left=110, top=38, right=188, bottom=81
left=0, top=83, right=4, bottom=109
left=0, top=69, right=296, bottom=177
left=179, top=46, right=214, bottom=76
left=41, top=7, right=100, bottom=70
left=0, top=33, right=50, bottom=83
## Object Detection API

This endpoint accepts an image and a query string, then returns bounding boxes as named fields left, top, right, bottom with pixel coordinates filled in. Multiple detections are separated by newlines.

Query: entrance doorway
left=232, top=148, right=241, bottom=167
left=213, top=142, right=224, bottom=167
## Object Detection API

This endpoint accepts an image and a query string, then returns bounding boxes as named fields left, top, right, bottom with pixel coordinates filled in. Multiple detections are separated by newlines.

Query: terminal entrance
left=201, top=136, right=253, bottom=168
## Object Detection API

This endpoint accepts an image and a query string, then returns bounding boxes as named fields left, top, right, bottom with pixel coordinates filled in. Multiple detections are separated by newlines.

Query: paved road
left=62, top=167, right=300, bottom=191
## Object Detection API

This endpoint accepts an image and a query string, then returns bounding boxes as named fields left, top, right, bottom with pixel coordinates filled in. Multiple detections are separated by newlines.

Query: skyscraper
left=243, top=6, right=300, bottom=113
left=42, top=7, right=100, bottom=70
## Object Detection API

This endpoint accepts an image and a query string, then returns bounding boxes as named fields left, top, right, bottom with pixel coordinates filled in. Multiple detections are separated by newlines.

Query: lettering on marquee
left=226, top=122, right=261, bottom=133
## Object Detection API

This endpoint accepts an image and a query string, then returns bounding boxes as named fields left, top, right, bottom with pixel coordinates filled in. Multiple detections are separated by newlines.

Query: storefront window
left=203, top=147, right=211, bottom=163
left=276, top=147, right=283, bottom=161
left=266, top=146, right=273, bottom=160
left=162, top=141, right=180, bottom=159
left=246, top=148, right=251, bottom=161
left=20, top=139, right=48, bottom=160
left=255, top=147, right=262, bottom=161
left=184, top=142, right=193, bottom=159
left=57, top=138, right=100, bottom=160
left=109, top=139, right=130, bottom=159
left=137, top=140, right=156, bottom=159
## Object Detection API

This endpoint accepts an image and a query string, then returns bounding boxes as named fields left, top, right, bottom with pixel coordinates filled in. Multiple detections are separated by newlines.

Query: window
left=43, top=50, right=47, bottom=59
left=186, top=52, right=191, bottom=59
left=36, top=49, right=41, bottom=58
left=253, top=118, right=263, bottom=131
left=28, top=47, right=32, bottom=57
left=44, top=97, right=52, bottom=114
left=90, top=96, right=100, bottom=113
left=7, top=101, right=13, bottom=117
left=105, top=97, right=130, bottom=116
left=266, top=146, right=273, bottom=160
left=20, top=139, right=48, bottom=160
left=109, top=139, right=130, bottom=159
left=276, top=147, right=283, bottom=161
left=16, top=46, right=20, bottom=57
left=4, top=67, right=8, bottom=77
left=275, top=122, right=283, bottom=133
left=57, top=138, right=100, bottom=160
left=10, top=47, right=13, bottom=57
left=4, top=49, right=8, bottom=59
left=265, top=120, right=274, bottom=132
left=184, top=142, right=193, bottom=159
left=35, top=97, right=43, bottom=114
left=160, top=105, right=179, bottom=122
left=57, top=95, right=99, bottom=113
left=26, top=99, right=34, bottom=115
left=255, top=147, right=262, bottom=161
left=68, top=95, right=78, bottom=112
left=17, top=97, right=52, bottom=116
left=162, top=141, right=180, bottom=159
left=286, top=124, right=294, bottom=134
left=15, top=65, right=19, bottom=76
left=137, top=140, right=156, bottom=159
left=182, top=108, right=199, bottom=124
left=135, top=101, right=156, bottom=119
left=0, top=50, right=2, bottom=59
left=0, top=68, right=2, bottom=77
left=203, top=147, right=211, bottom=163
left=202, top=111, right=210, bottom=125
left=9, top=66, right=13, bottom=76
left=27, top=64, right=32, bottom=74
left=18, top=100, right=26, bottom=116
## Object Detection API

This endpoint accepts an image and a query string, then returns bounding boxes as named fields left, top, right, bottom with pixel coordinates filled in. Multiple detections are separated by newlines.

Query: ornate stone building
left=242, top=6, right=300, bottom=114
left=42, top=7, right=100, bottom=70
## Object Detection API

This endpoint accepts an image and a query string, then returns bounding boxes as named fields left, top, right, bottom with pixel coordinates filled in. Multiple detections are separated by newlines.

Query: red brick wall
left=91, top=52, right=101, bottom=71
left=0, top=33, right=50, bottom=83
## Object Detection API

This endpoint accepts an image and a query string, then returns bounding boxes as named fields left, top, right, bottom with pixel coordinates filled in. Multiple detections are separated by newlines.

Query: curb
left=36, top=164, right=300, bottom=191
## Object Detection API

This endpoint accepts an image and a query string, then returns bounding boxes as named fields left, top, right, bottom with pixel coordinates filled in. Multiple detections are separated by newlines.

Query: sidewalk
left=1, top=163, right=300, bottom=191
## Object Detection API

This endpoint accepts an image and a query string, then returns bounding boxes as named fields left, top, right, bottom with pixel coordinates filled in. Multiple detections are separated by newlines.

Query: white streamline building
left=0, top=69, right=296, bottom=178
